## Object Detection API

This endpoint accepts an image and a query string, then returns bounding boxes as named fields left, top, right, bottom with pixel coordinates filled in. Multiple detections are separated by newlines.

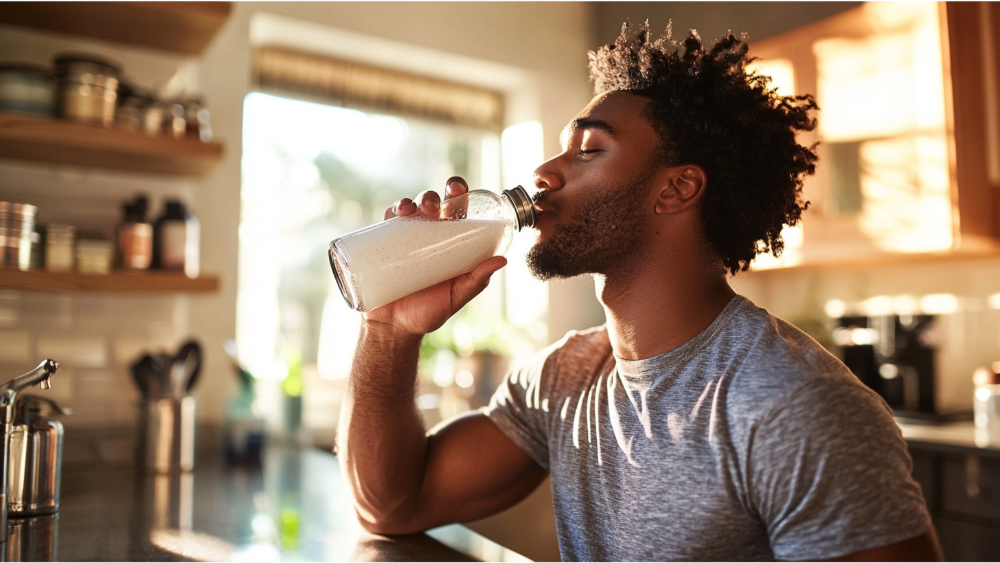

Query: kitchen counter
left=15, top=435, right=528, bottom=562
left=897, top=420, right=1000, bottom=460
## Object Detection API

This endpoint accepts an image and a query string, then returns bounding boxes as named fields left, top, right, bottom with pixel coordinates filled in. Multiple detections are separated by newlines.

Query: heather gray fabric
left=485, top=295, right=931, bottom=561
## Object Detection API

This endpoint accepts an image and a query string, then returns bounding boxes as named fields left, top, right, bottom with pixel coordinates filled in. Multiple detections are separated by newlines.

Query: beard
left=526, top=168, right=654, bottom=281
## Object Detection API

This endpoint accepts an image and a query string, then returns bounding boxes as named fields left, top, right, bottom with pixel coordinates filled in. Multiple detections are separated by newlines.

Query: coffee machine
left=836, top=314, right=941, bottom=417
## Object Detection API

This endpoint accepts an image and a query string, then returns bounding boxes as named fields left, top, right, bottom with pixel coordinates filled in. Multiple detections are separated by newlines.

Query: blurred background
left=1, top=2, right=1000, bottom=560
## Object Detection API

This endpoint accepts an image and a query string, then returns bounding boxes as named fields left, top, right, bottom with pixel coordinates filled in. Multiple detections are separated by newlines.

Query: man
left=337, top=23, right=941, bottom=561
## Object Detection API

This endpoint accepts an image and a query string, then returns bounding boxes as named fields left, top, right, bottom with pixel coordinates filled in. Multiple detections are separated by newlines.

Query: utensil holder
left=137, top=397, right=195, bottom=473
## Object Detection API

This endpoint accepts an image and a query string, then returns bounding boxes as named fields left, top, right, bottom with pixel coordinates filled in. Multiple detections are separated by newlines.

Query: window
left=238, top=92, right=545, bottom=438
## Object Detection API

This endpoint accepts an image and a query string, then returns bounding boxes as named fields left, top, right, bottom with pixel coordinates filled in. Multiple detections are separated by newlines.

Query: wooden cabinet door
left=748, top=2, right=1000, bottom=269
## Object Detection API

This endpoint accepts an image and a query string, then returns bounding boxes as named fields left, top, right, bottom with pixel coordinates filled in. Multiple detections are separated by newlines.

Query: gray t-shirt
left=485, top=295, right=931, bottom=561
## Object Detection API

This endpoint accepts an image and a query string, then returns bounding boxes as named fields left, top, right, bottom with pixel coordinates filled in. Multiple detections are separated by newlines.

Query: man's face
left=527, top=91, right=663, bottom=281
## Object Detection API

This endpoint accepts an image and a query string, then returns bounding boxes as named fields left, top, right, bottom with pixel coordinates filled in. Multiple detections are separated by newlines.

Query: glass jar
left=0, top=64, right=55, bottom=118
left=329, top=186, right=535, bottom=312
left=44, top=224, right=75, bottom=273
left=53, top=54, right=120, bottom=127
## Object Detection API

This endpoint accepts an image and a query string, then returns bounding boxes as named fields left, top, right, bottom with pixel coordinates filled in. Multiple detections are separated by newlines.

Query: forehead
left=564, top=91, right=658, bottom=144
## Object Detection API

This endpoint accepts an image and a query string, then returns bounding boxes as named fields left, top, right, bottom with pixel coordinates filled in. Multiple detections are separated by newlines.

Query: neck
left=596, top=250, right=736, bottom=361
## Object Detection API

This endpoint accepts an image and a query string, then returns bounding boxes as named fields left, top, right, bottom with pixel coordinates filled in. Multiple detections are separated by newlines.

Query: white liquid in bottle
left=332, top=217, right=509, bottom=311
left=329, top=186, right=535, bottom=312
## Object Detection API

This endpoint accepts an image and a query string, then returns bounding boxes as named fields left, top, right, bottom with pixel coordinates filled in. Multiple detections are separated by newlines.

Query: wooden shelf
left=0, top=269, right=219, bottom=293
left=0, top=112, right=223, bottom=175
left=0, top=2, right=232, bottom=55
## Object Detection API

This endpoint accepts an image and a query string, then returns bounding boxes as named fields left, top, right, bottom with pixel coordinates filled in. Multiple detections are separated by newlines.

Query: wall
left=594, top=1, right=861, bottom=45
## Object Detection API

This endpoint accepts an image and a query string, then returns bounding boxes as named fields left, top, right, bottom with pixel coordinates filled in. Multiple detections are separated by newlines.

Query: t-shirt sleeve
left=749, top=377, right=932, bottom=561
left=483, top=349, right=554, bottom=470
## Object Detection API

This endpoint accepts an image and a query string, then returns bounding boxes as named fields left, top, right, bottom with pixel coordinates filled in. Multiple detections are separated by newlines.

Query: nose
left=533, top=156, right=564, bottom=193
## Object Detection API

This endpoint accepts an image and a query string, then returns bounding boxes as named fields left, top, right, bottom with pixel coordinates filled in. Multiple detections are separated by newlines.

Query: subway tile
left=32, top=367, right=74, bottom=405
left=0, top=330, right=30, bottom=363
left=113, top=335, right=176, bottom=367
left=18, top=294, right=73, bottom=330
left=37, top=336, right=107, bottom=368
left=0, top=307, right=18, bottom=327
left=76, top=371, right=116, bottom=402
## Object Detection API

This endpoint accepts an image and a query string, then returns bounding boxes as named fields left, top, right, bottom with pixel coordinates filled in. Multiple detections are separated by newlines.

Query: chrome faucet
left=0, top=360, right=58, bottom=542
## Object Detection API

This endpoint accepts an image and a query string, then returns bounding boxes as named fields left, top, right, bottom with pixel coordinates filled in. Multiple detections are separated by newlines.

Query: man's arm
left=778, top=528, right=944, bottom=563
left=336, top=178, right=546, bottom=535
left=338, top=319, right=546, bottom=534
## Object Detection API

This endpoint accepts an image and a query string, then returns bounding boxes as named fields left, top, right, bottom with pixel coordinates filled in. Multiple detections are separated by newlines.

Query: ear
left=654, top=165, right=707, bottom=215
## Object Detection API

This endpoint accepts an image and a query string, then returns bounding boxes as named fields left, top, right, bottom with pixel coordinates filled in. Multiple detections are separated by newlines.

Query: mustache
left=531, top=191, right=545, bottom=204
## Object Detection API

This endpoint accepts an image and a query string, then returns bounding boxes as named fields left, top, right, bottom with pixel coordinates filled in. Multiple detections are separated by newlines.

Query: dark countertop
left=897, top=420, right=1000, bottom=460
left=14, top=436, right=529, bottom=562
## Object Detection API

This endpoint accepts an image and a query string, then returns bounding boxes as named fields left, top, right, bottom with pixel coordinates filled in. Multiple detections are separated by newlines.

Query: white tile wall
left=0, top=292, right=189, bottom=428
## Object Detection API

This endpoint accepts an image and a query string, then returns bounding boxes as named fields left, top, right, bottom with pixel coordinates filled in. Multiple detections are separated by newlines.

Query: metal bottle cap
left=501, top=186, right=536, bottom=231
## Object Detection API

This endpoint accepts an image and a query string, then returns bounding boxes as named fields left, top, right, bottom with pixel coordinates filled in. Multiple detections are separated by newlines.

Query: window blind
left=253, top=46, right=504, bottom=131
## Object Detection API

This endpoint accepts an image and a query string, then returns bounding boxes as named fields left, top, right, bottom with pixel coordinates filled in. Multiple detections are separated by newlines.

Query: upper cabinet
left=0, top=2, right=232, bottom=55
left=749, top=2, right=1000, bottom=269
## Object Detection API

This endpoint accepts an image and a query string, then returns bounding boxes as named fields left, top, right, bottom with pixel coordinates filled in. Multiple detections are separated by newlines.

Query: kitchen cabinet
left=749, top=2, right=1000, bottom=270
left=0, top=2, right=231, bottom=55
left=908, top=447, right=1000, bottom=561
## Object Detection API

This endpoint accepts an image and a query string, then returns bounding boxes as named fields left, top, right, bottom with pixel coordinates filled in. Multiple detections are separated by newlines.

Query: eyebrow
left=568, top=118, right=616, bottom=137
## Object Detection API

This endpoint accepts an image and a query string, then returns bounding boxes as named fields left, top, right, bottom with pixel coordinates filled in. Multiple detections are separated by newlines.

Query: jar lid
left=501, top=186, right=536, bottom=230
left=53, top=52, right=121, bottom=76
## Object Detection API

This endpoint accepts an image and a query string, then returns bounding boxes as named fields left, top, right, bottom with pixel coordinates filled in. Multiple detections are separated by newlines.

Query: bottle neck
left=501, top=186, right=535, bottom=231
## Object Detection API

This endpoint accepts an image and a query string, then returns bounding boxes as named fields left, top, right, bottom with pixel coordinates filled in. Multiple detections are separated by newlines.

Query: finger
left=443, top=177, right=469, bottom=200
left=415, top=190, right=441, bottom=214
left=392, top=198, right=417, bottom=217
left=451, top=256, right=507, bottom=307
left=384, top=206, right=396, bottom=220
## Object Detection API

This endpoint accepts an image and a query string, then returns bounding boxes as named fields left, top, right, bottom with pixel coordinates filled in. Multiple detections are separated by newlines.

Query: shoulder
left=715, top=297, right=885, bottom=433
left=513, top=326, right=611, bottom=378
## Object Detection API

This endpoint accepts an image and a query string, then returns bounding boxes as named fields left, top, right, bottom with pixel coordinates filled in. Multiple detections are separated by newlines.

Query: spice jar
left=1, top=203, right=38, bottom=271
left=328, top=186, right=535, bottom=311
left=53, top=53, right=120, bottom=127
left=183, top=98, right=212, bottom=142
left=0, top=64, right=55, bottom=118
left=117, top=196, right=153, bottom=271
left=76, top=238, right=113, bottom=274
left=44, top=224, right=75, bottom=273
left=152, top=200, right=200, bottom=278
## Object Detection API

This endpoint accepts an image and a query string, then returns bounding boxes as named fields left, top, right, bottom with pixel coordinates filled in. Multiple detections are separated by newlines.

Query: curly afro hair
left=588, top=21, right=819, bottom=275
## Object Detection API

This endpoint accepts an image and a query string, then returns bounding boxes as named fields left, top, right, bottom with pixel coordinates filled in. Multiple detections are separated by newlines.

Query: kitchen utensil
left=172, top=340, right=202, bottom=395
left=0, top=360, right=59, bottom=543
left=8, top=395, right=69, bottom=517
left=129, top=357, right=150, bottom=397
left=137, top=396, right=195, bottom=474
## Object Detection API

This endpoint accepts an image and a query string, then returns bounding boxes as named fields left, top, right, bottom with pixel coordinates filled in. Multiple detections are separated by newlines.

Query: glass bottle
left=329, top=186, right=535, bottom=312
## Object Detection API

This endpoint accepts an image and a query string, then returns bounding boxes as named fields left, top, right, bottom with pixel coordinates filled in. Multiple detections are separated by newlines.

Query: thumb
left=450, top=256, right=507, bottom=307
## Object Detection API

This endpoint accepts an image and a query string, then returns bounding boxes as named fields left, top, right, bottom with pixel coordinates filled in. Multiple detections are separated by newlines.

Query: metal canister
left=7, top=395, right=67, bottom=517
left=53, top=53, right=120, bottom=127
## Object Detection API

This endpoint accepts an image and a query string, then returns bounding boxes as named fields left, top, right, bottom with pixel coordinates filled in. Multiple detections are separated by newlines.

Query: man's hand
left=363, top=176, right=507, bottom=336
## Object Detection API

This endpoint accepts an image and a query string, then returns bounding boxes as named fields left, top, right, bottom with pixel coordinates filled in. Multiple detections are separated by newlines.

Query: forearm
left=338, top=319, right=428, bottom=529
